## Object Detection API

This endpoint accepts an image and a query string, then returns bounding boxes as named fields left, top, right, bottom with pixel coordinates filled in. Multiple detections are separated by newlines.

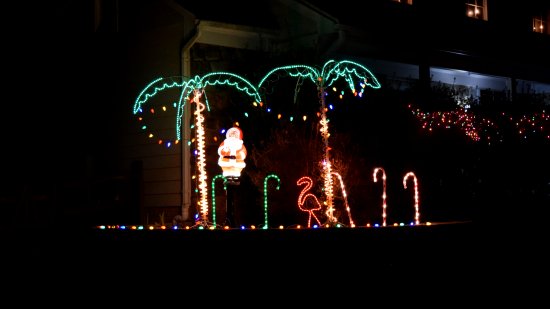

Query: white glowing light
left=403, top=171, right=420, bottom=225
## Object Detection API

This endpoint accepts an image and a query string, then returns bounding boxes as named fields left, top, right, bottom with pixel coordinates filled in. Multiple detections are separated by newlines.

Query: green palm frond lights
left=175, top=72, right=262, bottom=140
left=258, top=59, right=381, bottom=92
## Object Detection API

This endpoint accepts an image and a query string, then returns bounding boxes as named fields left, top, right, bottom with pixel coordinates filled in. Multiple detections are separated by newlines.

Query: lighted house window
left=533, top=16, right=547, bottom=34
left=392, top=0, right=413, bottom=4
left=465, top=0, right=487, bottom=21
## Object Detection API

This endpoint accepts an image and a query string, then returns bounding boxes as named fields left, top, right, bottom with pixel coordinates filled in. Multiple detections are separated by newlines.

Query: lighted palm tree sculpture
left=134, top=73, right=262, bottom=227
left=258, top=60, right=381, bottom=225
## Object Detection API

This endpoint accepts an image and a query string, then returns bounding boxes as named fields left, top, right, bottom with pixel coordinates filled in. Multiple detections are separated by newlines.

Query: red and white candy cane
left=403, top=172, right=420, bottom=225
left=373, top=167, right=388, bottom=227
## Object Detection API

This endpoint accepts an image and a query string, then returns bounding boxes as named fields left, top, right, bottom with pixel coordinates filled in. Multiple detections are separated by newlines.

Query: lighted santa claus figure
left=218, top=126, right=247, bottom=180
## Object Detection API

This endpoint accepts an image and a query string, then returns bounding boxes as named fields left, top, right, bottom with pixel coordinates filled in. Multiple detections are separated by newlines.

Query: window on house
left=392, top=0, right=413, bottom=5
left=465, top=0, right=487, bottom=21
left=533, top=16, right=547, bottom=34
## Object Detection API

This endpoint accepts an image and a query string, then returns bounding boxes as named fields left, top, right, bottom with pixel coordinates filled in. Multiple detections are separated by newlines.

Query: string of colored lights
left=403, top=171, right=420, bottom=225
left=373, top=167, right=388, bottom=227
left=98, top=221, right=434, bottom=231
left=263, top=174, right=281, bottom=229
left=134, top=62, right=381, bottom=149
left=133, top=77, right=188, bottom=147
left=512, top=111, right=549, bottom=141
left=409, top=104, right=549, bottom=144
left=175, top=72, right=263, bottom=141
left=135, top=103, right=181, bottom=147
left=136, top=84, right=359, bottom=149
left=135, top=75, right=546, bottom=149
left=133, top=77, right=186, bottom=114
left=296, top=176, right=323, bottom=228
left=134, top=73, right=263, bottom=148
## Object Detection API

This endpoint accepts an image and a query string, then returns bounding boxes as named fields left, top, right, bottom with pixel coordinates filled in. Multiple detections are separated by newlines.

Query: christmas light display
left=134, top=77, right=185, bottom=110
left=134, top=73, right=262, bottom=146
left=135, top=72, right=262, bottom=228
left=263, top=174, right=281, bottom=229
left=296, top=176, right=323, bottom=228
left=403, top=172, right=420, bottom=225
left=131, top=63, right=486, bottom=231
left=258, top=60, right=381, bottom=225
left=133, top=77, right=187, bottom=146
left=373, top=167, right=388, bottom=227
left=513, top=111, right=549, bottom=141
left=409, top=104, right=549, bottom=144
left=175, top=72, right=263, bottom=141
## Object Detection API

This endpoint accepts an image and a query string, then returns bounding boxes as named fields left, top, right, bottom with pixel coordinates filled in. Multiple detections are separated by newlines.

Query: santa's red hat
left=226, top=127, right=243, bottom=140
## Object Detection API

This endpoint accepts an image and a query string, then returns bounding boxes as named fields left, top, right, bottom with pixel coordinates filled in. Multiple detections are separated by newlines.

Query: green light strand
left=323, top=60, right=381, bottom=90
left=133, top=77, right=187, bottom=114
left=263, top=173, right=280, bottom=229
left=176, top=72, right=262, bottom=140
left=211, top=174, right=227, bottom=227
